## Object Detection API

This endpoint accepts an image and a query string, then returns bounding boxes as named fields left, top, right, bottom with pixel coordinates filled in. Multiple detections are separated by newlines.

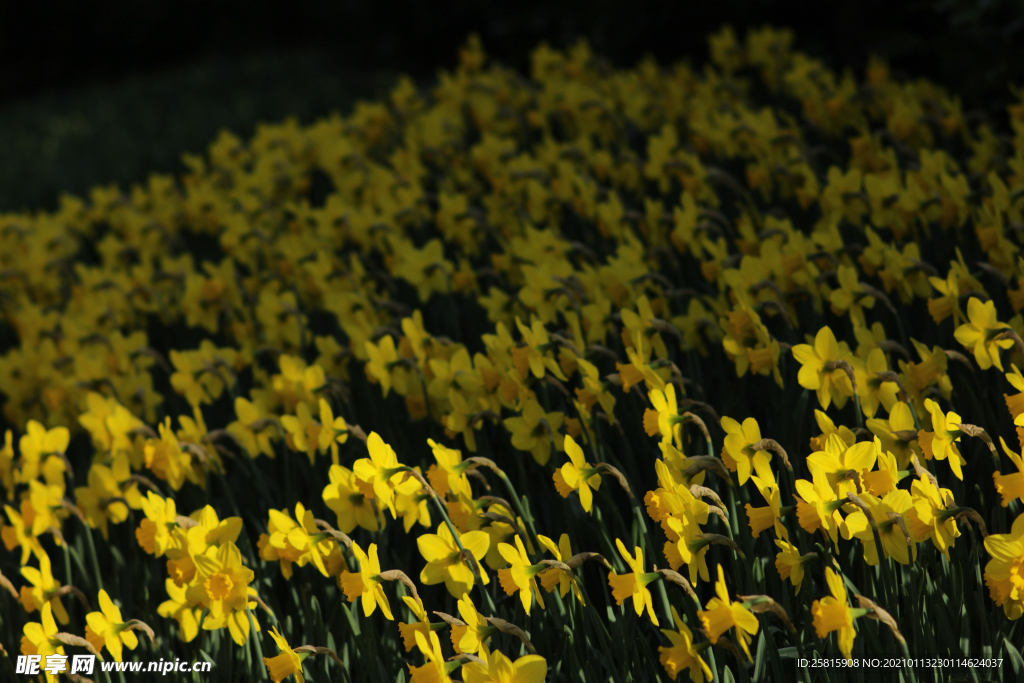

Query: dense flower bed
left=2, top=26, right=1023, bottom=682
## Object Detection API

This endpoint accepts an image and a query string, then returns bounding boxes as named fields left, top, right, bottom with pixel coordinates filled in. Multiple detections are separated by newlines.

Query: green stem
left=498, top=471, right=541, bottom=551
left=81, top=519, right=104, bottom=592
left=247, top=608, right=267, bottom=680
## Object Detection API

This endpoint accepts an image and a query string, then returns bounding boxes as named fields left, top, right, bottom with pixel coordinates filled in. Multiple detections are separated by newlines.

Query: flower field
left=2, top=25, right=1024, bottom=682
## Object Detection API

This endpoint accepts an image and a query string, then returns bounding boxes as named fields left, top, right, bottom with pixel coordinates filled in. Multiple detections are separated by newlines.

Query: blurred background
left=1, top=0, right=1022, bottom=211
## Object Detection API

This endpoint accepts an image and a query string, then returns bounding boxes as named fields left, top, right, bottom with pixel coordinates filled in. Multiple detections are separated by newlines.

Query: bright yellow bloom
left=994, top=437, right=1024, bottom=506
left=20, top=603, right=66, bottom=682
left=19, top=549, right=69, bottom=625
left=743, top=476, right=786, bottom=540
left=554, top=434, right=601, bottom=513
left=907, top=476, right=960, bottom=558
left=322, top=464, right=382, bottom=533
left=409, top=630, right=453, bottom=683
left=364, top=335, right=400, bottom=396
left=953, top=297, right=1012, bottom=370
left=503, top=397, right=564, bottom=465
left=398, top=596, right=431, bottom=653
left=842, top=491, right=918, bottom=565
left=811, top=568, right=857, bottom=662
left=721, top=416, right=774, bottom=486
left=418, top=522, right=490, bottom=598
left=17, top=420, right=70, bottom=488
left=189, top=541, right=258, bottom=645
left=807, top=433, right=877, bottom=498
left=644, top=383, right=685, bottom=450
left=659, top=606, right=712, bottom=682
left=462, top=647, right=548, bottom=683
left=774, top=539, right=811, bottom=593
left=607, top=538, right=660, bottom=626
left=157, top=579, right=201, bottom=643
left=339, top=542, right=393, bottom=619
left=353, top=431, right=404, bottom=517
left=852, top=348, right=900, bottom=419
left=983, top=512, right=1024, bottom=620
left=263, top=627, right=307, bottom=683
left=793, top=468, right=845, bottom=549
left=697, top=564, right=759, bottom=661
left=86, top=589, right=140, bottom=662
left=791, top=326, right=854, bottom=410
left=919, top=398, right=966, bottom=479
left=862, top=449, right=900, bottom=497
left=450, top=594, right=495, bottom=654
left=497, top=534, right=546, bottom=615
left=537, top=533, right=584, bottom=604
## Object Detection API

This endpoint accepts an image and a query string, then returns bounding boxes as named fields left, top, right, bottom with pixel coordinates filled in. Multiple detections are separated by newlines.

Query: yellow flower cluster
left=1, top=23, right=1023, bottom=682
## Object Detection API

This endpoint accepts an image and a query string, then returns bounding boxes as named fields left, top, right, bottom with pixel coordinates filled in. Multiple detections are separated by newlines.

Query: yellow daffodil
left=659, top=606, right=712, bottom=682
left=263, top=627, right=307, bottom=683
left=811, top=568, right=857, bottom=661
left=553, top=434, right=601, bottom=512
left=338, top=542, right=393, bottom=619
left=608, top=538, right=661, bottom=626
left=720, top=416, right=774, bottom=485
left=19, top=549, right=69, bottom=624
left=20, top=603, right=66, bottom=682
left=953, top=297, right=1012, bottom=370
left=792, top=326, right=854, bottom=410
left=918, top=398, right=966, bottom=479
left=907, top=476, right=960, bottom=558
left=536, top=533, right=584, bottom=604
left=697, top=564, right=759, bottom=661
left=994, top=437, right=1024, bottom=506
left=85, top=589, right=140, bottom=662
left=418, top=522, right=490, bottom=598
left=462, top=647, right=548, bottom=683
left=353, top=431, right=405, bottom=517
left=983, top=512, right=1024, bottom=620
left=497, top=534, right=546, bottom=615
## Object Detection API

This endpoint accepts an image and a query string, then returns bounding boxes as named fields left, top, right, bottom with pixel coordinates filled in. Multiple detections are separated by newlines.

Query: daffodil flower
left=907, top=476, right=960, bottom=557
left=982, top=512, right=1024, bottom=620
left=451, top=594, right=497, bottom=654
left=409, top=630, right=456, bottom=683
left=721, top=416, right=774, bottom=486
left=322, top=464, right=383, bottom=534
left=353, top=432, right=406, bottom=517
left=918, top=398, right=966, bottom=479
left=462, top=647, right=548, bottom=683
left=791, top=326, right=854, bottom=410
left=553, top=434, right=601, bottom=513
left=697, top=564, right=759, bottom=661
left=19, top=548, right=69, bottom=624
left=773, top=539, right=814, bottom=593
left=189, top=541, right=258, bottom=645
left=608, top=538, right=661, bottom=626
left=811, top=568, right=864, bottom=662
left=497, top=534, right=547, bottom=615
left=338, top=542, right=393, bottom=619
left=263, top=627, right=308, bottom=683
left=953, top=297, right=1012, bottom=370
left=20, top=603, right=67, bottom=682
left=993, top=437, right=1024, bottom=506
left=842, top=490, right=918, bottom=565
left=417, top=522, right=490, bottom=598
left=537, top=533, right=584, bottom=604
left=658, top=605, right=712, bottom=682
left=85, top=589, right=140, bottom=662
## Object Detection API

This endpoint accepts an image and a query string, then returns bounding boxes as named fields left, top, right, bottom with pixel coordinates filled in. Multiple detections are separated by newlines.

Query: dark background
left=1, top=0, right=1022, bottom=211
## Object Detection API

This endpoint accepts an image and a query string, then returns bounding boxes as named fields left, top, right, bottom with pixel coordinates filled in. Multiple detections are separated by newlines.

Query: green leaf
left=1004, top=637, right=1024, bottom=677
left=753, top=631, right=767, bottom=682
